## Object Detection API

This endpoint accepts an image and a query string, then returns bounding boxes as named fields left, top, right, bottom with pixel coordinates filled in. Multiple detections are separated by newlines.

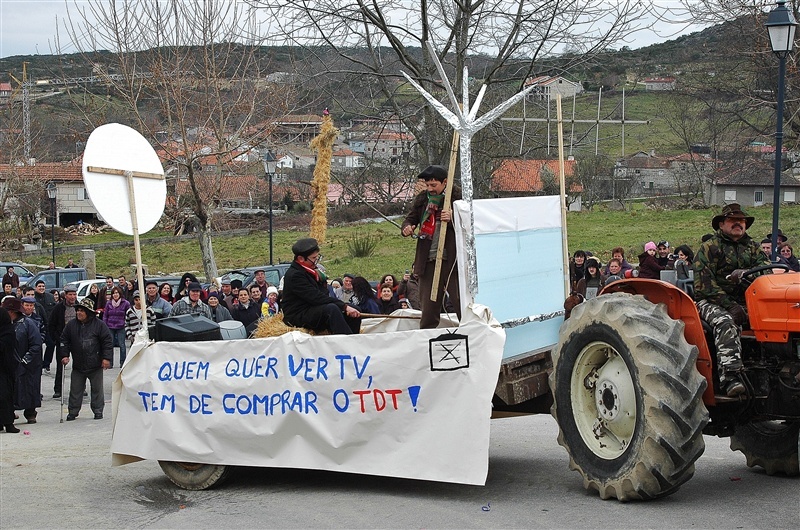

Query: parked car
left=145, top=276, right=183, bottom=294
left=221, top=264, right=290, bottom=290
left=0, top=262, right=34, bottom=286
left=26, top=268, right=89, bottom=291
left=64, top=278, right=114, bottom=298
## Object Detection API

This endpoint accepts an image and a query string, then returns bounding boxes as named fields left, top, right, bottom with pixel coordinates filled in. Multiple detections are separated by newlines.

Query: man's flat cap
left=292, top=238, right=319, bottom=258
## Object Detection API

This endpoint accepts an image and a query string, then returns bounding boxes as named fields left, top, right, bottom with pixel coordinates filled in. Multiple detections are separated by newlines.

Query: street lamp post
left=765, top=0, right=797, bottom=261
left=262, top=150, right=278, bottom=265
left=46, top=181, right=57, bottom=266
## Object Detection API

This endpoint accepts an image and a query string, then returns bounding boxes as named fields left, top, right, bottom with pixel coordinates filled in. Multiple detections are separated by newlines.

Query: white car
left=64, top=279, right=116, bottom=297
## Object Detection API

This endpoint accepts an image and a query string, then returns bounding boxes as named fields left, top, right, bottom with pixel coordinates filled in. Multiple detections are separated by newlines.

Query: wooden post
left=556, top=95, right=570, bottom=298
left=124, top=171, right=148, bottom=334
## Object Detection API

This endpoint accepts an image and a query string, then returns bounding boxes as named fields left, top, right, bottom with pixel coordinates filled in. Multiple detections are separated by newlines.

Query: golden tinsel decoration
left=309, top=113, right=338, bottom=244
left=253, top=312, right=311, bottom=338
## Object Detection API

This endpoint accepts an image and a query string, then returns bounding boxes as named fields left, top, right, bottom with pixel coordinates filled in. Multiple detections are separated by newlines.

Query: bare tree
left=575, top=154, right=618, bottom=209
left=667, top=1, right=800, bottom=149
left=256, top=0, right=654, bottom=181
left=63, top=0, right=293, bottom=281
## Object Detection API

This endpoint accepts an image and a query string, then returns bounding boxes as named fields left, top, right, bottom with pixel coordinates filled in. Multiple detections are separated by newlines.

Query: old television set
left=151, top=314, right=222, bottom=342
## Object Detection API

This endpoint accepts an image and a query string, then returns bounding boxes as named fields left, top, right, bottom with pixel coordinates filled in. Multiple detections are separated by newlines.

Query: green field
left=22, top=203, right=800, bottom=281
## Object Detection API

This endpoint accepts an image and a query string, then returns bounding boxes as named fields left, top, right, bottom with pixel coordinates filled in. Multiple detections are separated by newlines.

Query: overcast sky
left=1, top=0, right=710, bottom=60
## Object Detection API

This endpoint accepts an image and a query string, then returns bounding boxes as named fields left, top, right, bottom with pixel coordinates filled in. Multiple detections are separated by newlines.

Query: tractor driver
left=693, top=203, right=770, bottom=397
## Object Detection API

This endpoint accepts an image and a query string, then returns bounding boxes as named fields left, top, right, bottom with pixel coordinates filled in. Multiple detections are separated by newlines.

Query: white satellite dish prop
left=82, top=123, right=167, bottom=337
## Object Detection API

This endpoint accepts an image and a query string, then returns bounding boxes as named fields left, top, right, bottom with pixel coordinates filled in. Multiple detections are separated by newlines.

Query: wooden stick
left=125, top=171, right=148, bottom=337
left=87, top=165, right=164, bottom=180
left=556, top=95, right=570, bottom=299
left=430, top=129, right=461, bottom=302
left=359, top=313, right=422, bottom=320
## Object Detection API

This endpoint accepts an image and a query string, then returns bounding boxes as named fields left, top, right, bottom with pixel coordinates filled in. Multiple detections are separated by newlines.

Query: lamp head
left=766, top=0, right=798, bottom=57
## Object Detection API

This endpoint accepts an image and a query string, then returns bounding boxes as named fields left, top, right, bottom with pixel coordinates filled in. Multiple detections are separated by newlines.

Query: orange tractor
left=548, top=266, right=800, bottom=500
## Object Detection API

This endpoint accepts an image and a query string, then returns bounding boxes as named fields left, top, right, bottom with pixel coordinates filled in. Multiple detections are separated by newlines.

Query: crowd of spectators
left=568, top=228, right=799, bottom=304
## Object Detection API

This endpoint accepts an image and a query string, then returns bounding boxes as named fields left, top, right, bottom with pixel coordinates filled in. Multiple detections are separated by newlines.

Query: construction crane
left=8, top=62, right=31, bottom=163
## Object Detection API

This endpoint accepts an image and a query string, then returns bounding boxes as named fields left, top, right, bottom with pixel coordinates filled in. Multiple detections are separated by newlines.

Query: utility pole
left=9, top=62, right=31, bottom=163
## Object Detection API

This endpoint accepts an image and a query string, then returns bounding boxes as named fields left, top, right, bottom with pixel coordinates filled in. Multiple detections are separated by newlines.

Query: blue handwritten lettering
left=288, top=355, right=329, bottom=381
left=222, top=392, right=319, bottom=415
left=335, top=354, right=371, bottom=380
left=332, top=388, right=349, bottom=412
left=189, top=394, right=213, bottom=414
left=138, top=391, right=175, bottom=412
left=225, top=356, right=279, bottom=378
left=157, top=361, right=209, bottom=381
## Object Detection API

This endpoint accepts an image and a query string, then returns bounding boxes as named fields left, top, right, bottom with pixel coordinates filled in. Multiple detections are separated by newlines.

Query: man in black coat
left=33, top=280, right=57, bottom=373
left=60, top=297, right=113, bottom=421
left=281, top=238, right=361, bottom=334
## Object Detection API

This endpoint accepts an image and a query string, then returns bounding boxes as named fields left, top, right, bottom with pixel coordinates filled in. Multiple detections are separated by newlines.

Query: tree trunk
left=197, top=221, right=218, bottom=284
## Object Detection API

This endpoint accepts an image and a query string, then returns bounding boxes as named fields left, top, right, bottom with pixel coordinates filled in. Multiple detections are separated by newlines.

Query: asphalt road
left=0, top=368, right=796, bottom=529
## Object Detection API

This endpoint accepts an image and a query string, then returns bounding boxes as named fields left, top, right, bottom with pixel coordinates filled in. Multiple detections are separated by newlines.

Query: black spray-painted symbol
left=429, top=332, right=470, bottom=371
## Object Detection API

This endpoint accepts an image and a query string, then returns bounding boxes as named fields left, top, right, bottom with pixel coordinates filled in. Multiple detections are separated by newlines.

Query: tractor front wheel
left=550, top=293, right=708, bottom=501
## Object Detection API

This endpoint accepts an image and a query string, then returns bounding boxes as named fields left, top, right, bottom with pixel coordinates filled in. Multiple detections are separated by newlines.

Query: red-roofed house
left=332, top=148, right=365, bottom=168
left=491, top=158, right=582, bottom=209
left=0, top=82, right=12, bottom=103
left=272, top=114, right=324, bottom=143
left=173, top=174, right=312, bottom=211
left=615, top=150, right=715, bottom=196
left=523, top=76, right=583, bottom=101
left=0, top=159, right=97, bottom=225
left=354, top=131, right=416, bottom=163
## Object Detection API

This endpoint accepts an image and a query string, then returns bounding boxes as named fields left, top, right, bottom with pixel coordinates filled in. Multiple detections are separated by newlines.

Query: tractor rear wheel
left=159, top=461, right=231, bottom=490
left=550, top=293, right=708, bottom=501
left=730, top=421, right=799, bottom=476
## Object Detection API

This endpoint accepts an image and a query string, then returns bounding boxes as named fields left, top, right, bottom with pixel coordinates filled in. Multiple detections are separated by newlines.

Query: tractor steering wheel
left=739, top=263, right=790, bottom=285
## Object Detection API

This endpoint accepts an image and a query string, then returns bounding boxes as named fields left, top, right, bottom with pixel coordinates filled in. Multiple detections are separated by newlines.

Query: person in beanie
left=170, top=282, right=212, bottom=319
left=637, top=241, right=664, bottom=280
left=575, top=256, right=605, bottom=300
left=694, top=203, right=771, bottom=397
left=401, top=165, right=462, bottom=329
left=281, top=238, right=361, bottom=334
left=261, top=286, right=280, bottom=317
left=2, top=297, right=42, bottom=424
left=59, top=297, right=113, bottom=420
left=205, top=292, right=232, bottom=323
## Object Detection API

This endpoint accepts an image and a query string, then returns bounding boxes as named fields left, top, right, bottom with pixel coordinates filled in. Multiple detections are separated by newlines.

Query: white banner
left=111, top=306, right=505, bottom=485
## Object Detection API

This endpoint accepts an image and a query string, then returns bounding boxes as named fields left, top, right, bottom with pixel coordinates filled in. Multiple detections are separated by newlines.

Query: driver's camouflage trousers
left=696, top=300, right=742, bottom=382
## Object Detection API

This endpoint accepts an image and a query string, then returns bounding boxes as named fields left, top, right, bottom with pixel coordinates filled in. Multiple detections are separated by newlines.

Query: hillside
left=0, top=16, right=767, bottom=163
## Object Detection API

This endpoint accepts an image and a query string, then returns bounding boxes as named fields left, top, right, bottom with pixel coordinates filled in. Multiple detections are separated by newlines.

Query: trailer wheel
left=550, top=293, right=708, bottom=501
left=159, top=461, right=231, bottom=490
left=730, top=421, right=800, bottom=476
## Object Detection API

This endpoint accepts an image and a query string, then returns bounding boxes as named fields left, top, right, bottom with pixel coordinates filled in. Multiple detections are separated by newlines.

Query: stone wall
left=0, top=228, right=256, bottom=264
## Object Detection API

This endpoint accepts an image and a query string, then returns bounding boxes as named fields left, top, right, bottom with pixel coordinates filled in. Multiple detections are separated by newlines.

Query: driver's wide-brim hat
left=712, top=203, right=754, bottom=231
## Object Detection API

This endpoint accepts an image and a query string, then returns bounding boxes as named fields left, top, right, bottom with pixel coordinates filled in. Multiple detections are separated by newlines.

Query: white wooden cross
left=401, top=43, right=537, bottom=295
